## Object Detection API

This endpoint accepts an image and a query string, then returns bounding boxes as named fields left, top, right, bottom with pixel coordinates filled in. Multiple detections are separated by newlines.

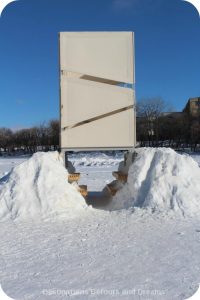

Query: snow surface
left=69, top=151, right=123, bottom=168
left=110, top=148, right=200, bottom=217
left=1, top=211, right=200, bottom=300
left=0, top=150, right=200, bottom=299
left=0, top=156, right=28, bottom=179
left=0, top=152, right=87, bottom=221
left=190, top=153, right=200, bottom=167
left=68, top=152, right=124, bottom=192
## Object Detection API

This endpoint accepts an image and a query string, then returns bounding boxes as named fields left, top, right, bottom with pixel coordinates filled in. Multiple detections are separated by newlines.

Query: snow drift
left=110, top=148, right=200, bottom=217
left=0, top=152, right=87, bottom=220
left=69, top=151, right=123, bottom=168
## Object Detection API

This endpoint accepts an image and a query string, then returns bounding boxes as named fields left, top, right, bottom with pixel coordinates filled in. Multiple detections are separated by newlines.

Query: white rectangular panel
left=61, top=109, right=135, bottom=150
left=60, top=31, right=135, bottom=151
left=61, top=77, right=134, bottom=128
left=60, top=32, right=134, bottom=84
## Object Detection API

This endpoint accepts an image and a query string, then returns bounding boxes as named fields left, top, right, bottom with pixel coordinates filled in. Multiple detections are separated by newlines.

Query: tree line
left=0, top=120, right=59, bottom=155
left=137, top=98, right=200, bottom=151
left=1, top=97, right=200, bottom=155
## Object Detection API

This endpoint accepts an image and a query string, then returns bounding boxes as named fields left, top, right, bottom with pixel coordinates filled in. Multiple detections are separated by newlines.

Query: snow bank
left=0, top=152, right=87, bottom=220
left=69, top=152, right=123, bottom=168
left=110, top=148, right=200, bottom=217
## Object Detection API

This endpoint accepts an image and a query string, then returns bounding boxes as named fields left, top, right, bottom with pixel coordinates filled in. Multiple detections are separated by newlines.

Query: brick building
left=183, top=97, right=200, bottom=117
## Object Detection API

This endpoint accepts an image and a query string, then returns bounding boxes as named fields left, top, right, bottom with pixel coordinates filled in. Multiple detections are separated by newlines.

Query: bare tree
left=0, top=128, right=13, bottom=152
left=137, top=97, right=167, bottom=146
left=48, top=119, right=59, bottom=150
left=137, top=97, right=166, bottom=119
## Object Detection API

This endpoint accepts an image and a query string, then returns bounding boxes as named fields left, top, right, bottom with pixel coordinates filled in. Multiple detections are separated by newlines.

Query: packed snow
left=110, top=148, right=200, bottom=217
left=190, top=153, right=200, bottom=167
left=0, top=150, right=200, bottom=299
left=0, top=152, right=87, bottom=221
left=1, top=211, right=200, bottom=300
left=0, top=156, right=28, bottom=179
left=69, top=151, right=123, bottom=167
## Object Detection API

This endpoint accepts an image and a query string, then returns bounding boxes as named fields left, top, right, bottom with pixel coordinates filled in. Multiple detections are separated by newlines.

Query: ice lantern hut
left=59, top=32, right=136, bottom=163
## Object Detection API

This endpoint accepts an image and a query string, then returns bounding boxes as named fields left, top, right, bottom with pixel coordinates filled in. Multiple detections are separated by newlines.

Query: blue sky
left=0, top=0, right=199, bottom=128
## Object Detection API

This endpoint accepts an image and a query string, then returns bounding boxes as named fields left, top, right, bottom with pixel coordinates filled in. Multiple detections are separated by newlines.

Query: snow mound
left=110, top=148, right=200, bottom=217
left=0, top=152, right=87, bottom=220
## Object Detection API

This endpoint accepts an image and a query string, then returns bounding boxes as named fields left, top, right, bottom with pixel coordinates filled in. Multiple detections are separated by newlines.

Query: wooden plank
left=112, top=171, right=128, bottom=183
left=68, top=173, right=80, bottom=183
left=106, top=184, right=118, bottom=196
left=79, top=185, right=88, bottom=197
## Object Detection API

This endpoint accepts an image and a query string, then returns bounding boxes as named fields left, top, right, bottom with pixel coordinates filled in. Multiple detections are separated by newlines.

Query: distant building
left=183, top=97, right=200, bottom=117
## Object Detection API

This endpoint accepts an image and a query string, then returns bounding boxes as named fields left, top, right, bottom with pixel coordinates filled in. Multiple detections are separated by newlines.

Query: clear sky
left=0, top=0, right=199, bottom=128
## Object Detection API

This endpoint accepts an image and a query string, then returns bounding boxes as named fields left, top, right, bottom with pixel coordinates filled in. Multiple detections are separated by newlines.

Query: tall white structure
left=59, top=32, right=136, bottom=153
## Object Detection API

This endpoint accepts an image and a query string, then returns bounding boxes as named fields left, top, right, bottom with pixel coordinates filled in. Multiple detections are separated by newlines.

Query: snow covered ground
left=0, top=151, right=200, bottom=299
left=69, top=152, right=123, bottom=191
left=190, top=153, right=200, bottom=167
left=0, top=156, right=28, bottom=179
